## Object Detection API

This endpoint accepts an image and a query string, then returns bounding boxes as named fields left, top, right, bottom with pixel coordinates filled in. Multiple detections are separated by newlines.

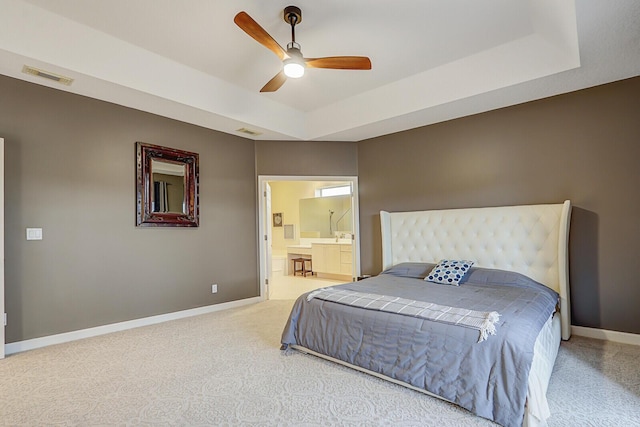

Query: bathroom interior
left=267, top=180, right=355, bottom=300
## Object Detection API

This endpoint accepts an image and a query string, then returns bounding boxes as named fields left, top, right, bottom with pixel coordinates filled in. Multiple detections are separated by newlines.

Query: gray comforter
left=281, top=263, right=559, bottom=427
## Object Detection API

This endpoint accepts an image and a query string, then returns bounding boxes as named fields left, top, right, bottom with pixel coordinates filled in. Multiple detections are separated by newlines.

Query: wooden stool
left=292, top=258, right=306, bottom=276
left=302, top=259, right=314, bottom=277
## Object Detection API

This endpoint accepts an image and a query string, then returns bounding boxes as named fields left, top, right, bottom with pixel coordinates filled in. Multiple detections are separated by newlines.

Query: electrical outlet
left=211, top=284, right=218, bottom=294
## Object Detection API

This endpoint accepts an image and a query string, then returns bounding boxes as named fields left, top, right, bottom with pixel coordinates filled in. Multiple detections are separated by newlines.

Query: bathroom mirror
left=136, top=142, right=199, bottom=227
left=299, top=195, right=352, bottom=238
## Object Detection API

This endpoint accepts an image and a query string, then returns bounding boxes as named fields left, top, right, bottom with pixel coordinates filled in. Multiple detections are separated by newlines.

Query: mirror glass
left=299, top=195, right=352, bottom=238
left=136, top=142, right=199, bottom=227
left=151, top=159, right=186, bottom=214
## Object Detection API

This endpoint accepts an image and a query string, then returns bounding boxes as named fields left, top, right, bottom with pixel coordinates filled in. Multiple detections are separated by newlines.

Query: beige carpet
left=268, top=274, right=345, bottom=300
left=1, top=300, right=639, bottom=426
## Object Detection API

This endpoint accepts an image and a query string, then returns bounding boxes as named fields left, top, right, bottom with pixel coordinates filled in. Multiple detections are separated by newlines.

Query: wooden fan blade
left=260, top=71, right=287, bottom=92
left=234, top=11, right=288, bottom=61
left=305, top=56, right=372, bottom=70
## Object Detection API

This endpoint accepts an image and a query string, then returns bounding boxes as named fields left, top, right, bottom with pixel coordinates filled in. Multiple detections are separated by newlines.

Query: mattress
left=525, top=313, right=561, bottom=426
left=282, top=264, right=560, bottom=427
left=289, top=312, right=560, bottom=427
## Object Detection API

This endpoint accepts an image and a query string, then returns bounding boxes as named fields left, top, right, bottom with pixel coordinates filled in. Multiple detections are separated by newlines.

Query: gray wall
left=256, top=140, right=357, bottom=177
left=2, top=71, right=639, bottom=342
left=357, top=76, right=640, bottom=335
left=1, top=76, right=258, bottom=343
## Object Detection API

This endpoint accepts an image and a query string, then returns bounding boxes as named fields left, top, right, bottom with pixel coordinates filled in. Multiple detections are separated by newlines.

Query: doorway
left=257, top=176, right=360, bottom=300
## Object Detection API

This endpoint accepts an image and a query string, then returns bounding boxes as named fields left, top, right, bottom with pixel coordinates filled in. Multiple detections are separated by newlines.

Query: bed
left=281, top=201, right=572, bottom=427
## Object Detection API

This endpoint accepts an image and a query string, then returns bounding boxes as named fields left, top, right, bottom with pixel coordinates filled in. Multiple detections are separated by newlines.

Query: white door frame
left=1, top=138, right=5, bottom=359
left=257, top=175, right=361, bottom=299
left=264, top=182, right=273, bottom=298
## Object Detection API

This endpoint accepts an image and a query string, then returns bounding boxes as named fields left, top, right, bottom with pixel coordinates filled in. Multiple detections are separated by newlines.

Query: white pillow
left=425, top=260, right=474, bottom=285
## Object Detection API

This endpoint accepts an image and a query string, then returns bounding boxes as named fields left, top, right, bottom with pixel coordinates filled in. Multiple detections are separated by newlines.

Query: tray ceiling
left=0, top=0, right=638, bottom=141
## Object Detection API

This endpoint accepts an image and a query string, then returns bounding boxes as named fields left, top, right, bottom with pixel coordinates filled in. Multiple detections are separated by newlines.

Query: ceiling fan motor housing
left=283, top=6, right=302, bottom=25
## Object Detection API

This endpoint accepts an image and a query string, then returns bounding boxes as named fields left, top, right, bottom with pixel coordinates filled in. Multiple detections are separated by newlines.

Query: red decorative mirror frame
left=136, top=142, right=199, bottom=227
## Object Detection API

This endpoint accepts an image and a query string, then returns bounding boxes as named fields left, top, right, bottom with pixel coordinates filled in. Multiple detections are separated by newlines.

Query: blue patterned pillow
left=425, top=260, right=474, bottom=285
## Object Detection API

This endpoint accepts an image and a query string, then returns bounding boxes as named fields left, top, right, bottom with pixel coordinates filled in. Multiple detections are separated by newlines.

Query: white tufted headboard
left=380, top=200, right=572, bottom=339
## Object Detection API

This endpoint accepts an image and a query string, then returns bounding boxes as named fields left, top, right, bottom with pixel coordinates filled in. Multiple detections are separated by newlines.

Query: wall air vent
left=236, top=127, right=263, bottom=136
left=22, top=65, right=74, bottom=86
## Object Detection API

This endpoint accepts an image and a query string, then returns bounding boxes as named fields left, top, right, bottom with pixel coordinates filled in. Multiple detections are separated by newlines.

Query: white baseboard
left=572, top=325, right=640, bottom=346
left=5, top=296, right=263, bottom=355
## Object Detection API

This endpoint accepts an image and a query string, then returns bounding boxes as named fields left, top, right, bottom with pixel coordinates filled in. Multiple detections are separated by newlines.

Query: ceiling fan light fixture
left=283, top=58, right=305, bottom=78
left=284, top=44, right=305, bottom=78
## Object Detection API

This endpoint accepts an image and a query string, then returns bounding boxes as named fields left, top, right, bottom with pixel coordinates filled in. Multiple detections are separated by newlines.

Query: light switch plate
left=26, top=228, right=43, bottom=240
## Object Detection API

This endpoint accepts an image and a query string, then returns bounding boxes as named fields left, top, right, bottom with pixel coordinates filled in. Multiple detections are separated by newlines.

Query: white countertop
left=287, top=240, right=352, bottom=254
left=288, top=242, right=351, bottom=249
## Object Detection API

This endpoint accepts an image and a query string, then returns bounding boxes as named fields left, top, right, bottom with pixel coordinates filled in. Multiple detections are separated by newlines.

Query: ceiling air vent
left=22, top=65, right=74, bottom=86
left=236, top=127, right=262, bottom=136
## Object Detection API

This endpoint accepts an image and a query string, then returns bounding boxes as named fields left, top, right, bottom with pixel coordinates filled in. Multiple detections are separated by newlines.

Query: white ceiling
left=0, top=0, right=638, bottom=141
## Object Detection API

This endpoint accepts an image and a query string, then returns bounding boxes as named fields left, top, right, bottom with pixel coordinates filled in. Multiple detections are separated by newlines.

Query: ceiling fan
left=234, top=6, right=372, bottom=93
